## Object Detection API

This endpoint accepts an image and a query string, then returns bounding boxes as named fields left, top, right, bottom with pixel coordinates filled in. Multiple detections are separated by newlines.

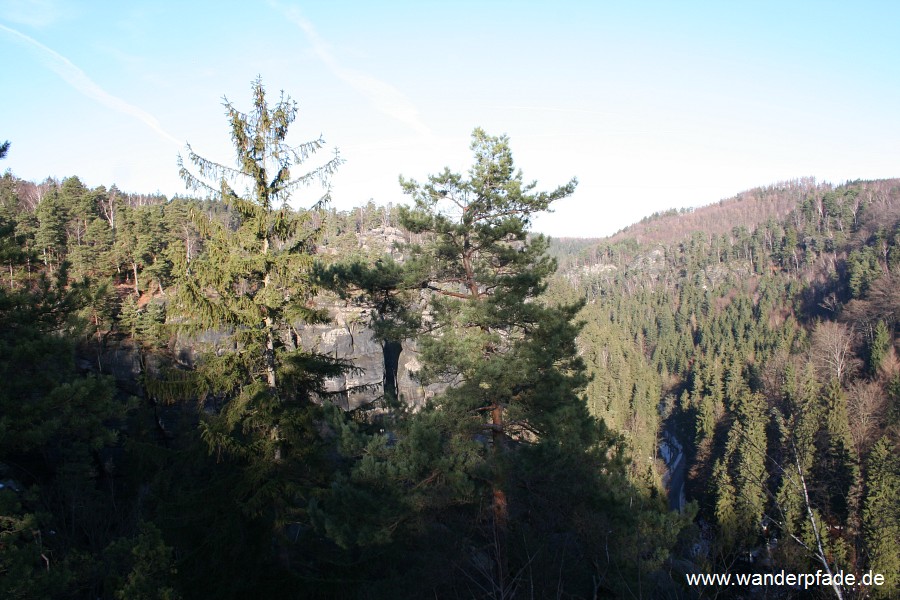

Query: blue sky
left=2, top=1, right=899, bottom=237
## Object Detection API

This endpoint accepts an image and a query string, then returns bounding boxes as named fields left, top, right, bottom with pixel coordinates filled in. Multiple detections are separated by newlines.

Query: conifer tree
left=309, top=130, right=685, bottom=597
left=0, top=215, right=122, bottom=598
left=398, top=127, right=577, bottom=524
left=398, top=131, right=577, bottom=397
left=390, top=129, right=660, bottom=591
left=174, top=78, right=343, bottom=472
left=819, top=378, right=858, bottom=521
left=868, top=320, right=891, bottom=375
left=863, top=437, right=900, bottom=598
left=35, top=186, right=67, bottom=274
left=315, top=257, right=421, bottom=404
left=775, top=364, right=824, bottom=566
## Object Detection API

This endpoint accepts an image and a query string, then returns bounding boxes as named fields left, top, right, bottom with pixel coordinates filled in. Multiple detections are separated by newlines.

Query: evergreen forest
left=1, top=82, right=898, bottom=599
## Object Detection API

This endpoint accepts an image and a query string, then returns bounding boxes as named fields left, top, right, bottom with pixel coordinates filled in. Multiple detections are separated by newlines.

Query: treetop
left=399, top=128, right=576, bottom=232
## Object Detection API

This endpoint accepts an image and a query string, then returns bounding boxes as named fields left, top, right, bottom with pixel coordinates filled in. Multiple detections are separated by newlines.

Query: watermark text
left=686, top=569, right=885, bottom=590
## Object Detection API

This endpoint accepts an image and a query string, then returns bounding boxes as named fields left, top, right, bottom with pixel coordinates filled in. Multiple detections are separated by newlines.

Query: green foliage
left=174, top=77, right=344, bottom=464
left=817, top=379, right=858, bottom=521
left=397, top=127, right=584, bottom=442
left=5, top=101, right=900, bottom=596
left=317, top=258, right=420, bottom=346
left=104, top=524, right=181, bottom=600
left=546, top=178, right=900, bottom=584
left=848, top=245, right=882, bottom=298
left=0, top=216, right=127, bottom=598
left=863, top=437, right=900, bottom=597
left=157, top=81, right=361, bottom=599
left=0, top=268, right=118, bottom=455
left=306, top=129, right=686, bottom=597
left=0, top=488, right=70, bottom=599
left=34, top=187, right=68, bottom=272
left=316, top=257, right=422, bottom=405
left=869, top=319, right=891, bottom=375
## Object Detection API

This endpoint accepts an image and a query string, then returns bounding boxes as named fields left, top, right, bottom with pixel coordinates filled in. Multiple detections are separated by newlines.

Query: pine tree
left=0, top=217, right=122, bottom=598
left=398, top=127, right=577, bottom=527
left=315, top=257, right=421, bottom=404
left=310, top=130, right=682, bottom=597
left=387, top=129, right=662, bottom=592
left=34, top=186, right=67, bottom=274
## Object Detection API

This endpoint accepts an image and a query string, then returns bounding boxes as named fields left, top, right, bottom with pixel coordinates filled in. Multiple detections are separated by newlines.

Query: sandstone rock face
left=298, top=300, right=442, bottom=410
left=359, top=226, right=407, bottom=260
left=87, top=216, right=435, bottom=412
left=88, top=298, right=439, bottom=412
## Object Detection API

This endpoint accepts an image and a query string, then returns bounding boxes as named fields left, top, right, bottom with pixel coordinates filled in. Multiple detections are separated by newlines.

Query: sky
left=2, top=1, right=899, bottom=237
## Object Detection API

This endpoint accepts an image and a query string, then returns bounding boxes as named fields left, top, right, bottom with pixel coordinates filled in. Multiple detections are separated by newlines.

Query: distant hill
left=606, top=177, right=900, bottom=246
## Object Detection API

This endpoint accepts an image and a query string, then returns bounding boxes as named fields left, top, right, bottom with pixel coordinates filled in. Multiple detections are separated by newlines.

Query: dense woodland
left=1, top=83, right=899, bottom=599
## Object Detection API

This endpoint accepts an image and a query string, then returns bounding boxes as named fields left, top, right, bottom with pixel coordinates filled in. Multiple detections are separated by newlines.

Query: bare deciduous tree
left=17, top=178, right=57, bottom=212
left=846, top=380, right=885, bottom=456
left=98, top=186, right=118, bottom=230
left=810, top=321, right=859, bottom=384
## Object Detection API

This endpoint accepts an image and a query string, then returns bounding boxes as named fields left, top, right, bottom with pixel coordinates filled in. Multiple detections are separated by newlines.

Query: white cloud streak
left=274, top=3, right=431, bottom=136
left=0, top=0, right=64, bottom=28
left=0, top=22, right=181, bottom=145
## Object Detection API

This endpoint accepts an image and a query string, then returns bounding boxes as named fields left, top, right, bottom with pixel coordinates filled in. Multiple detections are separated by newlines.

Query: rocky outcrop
left=85, top=221, right=436, bottom=411
left=298, top=300, right=442, bottom=410
left=83, top=298, right=439, bottom=413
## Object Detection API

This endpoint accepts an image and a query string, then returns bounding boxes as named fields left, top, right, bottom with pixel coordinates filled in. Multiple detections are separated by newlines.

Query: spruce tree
left=869, top=320, right=891, bottom=375
left=775, top=364, right=825, bottom=569
left=172, top=78, right=346, bottom=525
left=727, top=391, right=768, bottom=545
left=820, top=378, right=857, bottom=521
left=863, top=437, right=900, bottom=598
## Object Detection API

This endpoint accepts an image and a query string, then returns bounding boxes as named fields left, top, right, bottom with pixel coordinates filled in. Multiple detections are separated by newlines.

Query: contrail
left=0, top=22, right=181, bottom=146
left=272, top=3, right=432, bottom=137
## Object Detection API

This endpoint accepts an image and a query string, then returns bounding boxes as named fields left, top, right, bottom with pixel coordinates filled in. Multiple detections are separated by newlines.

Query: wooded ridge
left=1, top=88, right=899, bottom=599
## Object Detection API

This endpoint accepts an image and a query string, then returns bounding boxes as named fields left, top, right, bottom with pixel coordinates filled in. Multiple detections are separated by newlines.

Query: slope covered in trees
left=2, top=89, right=900, bottom=598
left=604, top=177, right=899, bottom=249
left=0, top=87, right=686, bottom=599
left=549, top=177, right=900, bottom=599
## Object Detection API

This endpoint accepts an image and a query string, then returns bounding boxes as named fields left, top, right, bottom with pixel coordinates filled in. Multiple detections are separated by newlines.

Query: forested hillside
left=0, top=86, right=688, bottom=600
left=547, top=177, right=900, bottom=598
left=2, top=88, right=899, bottom=599
left=606, top=178, right=822, bottom=246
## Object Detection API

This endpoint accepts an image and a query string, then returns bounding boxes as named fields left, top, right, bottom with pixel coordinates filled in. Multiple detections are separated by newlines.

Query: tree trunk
left=264, top=316, right=277, bottom=390
left=490, top=403, right=509, bottom=589
left=791, top=444, right=845, bottom=600
left=261, top=235, right=281, bottom=461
